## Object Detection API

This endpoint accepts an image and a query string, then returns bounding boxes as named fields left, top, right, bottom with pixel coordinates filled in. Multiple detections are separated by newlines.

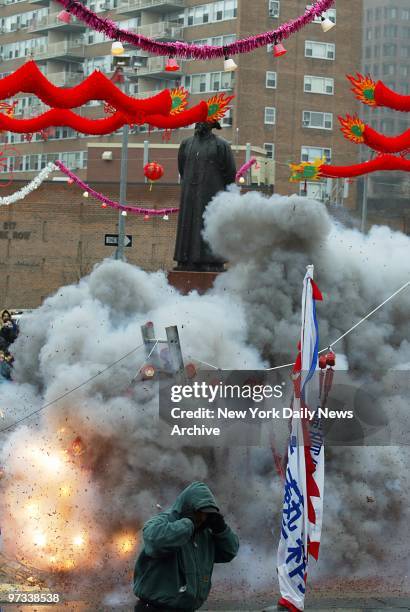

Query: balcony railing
left=117, top=0, right=184, bottom=15
left=46, top=72, right=84, bottom=87
left=138, top=56, right=183, bottom=78
left=132, top=21, right=183, bottom=40
left=35, top=42, right=85, bottom=61
left=29, top=13, right=86, bottom=32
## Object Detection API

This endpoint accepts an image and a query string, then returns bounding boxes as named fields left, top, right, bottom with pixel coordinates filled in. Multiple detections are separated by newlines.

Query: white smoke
left=0, top=189, right=409, bottom=603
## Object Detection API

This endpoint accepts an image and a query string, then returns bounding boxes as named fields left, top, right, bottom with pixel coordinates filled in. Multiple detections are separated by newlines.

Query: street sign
left=104, top=234, right=133, bottom=247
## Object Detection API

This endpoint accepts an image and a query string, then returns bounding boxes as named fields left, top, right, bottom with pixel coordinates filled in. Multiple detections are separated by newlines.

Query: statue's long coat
left=174, top=131, right=236, bottom=267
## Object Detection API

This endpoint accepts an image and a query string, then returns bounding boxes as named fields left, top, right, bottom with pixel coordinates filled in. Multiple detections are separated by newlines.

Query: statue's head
left=195, top=121, right=222, bottom=136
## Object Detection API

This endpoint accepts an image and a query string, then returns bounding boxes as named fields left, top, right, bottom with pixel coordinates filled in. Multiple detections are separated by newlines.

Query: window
left=375, top=7, right=382, bottom=20
left=264, top=143, right=275, bottom=159
left=383, top=64, right=396, bottom=76
left=402, top=9, right=410, bottom=20
left=383, top=44, right=397, bottom=57
left=400, top=46, right=410, bottom=58
left=184, top=71, right=234, bottom=93
left=264, top=107, right=276, bottom=125
left=384, top=7, right=398, bottom=19
left=266, top=71, right=277, bottom=88
left=308, top=6, right=336, bottom=24
left=190, top=73, right=207, bottom=93
left=209, top=71, right=234, bottom=91
left=302, top=111, right=333, bottom=130
left=6, top=151, right=87, bottom=172
left=384, top=25, right=398, bottom=37
left=300, top=181, right=326, bottom=200
left=366, top=28, right=372, bottom=41
left=301, top=146, right=331, bottom=163
left=366, top=8, right=372, bottom=22
left=305, top=40, right=335, bottom=60
left=304, top=75, right=334, bottom=95
left=185, top=1, right=237, bottom=26
left=220, top=108, right=233, bottom=127
left=381, top=119, right=394, bottom=133
left=399, top=65, right=410, bottom=77
left=269, top=0, right=280, bottom=18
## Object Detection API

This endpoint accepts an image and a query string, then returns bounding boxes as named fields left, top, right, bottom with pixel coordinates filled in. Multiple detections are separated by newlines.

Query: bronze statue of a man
left=174, top=121, right=236, bottom=272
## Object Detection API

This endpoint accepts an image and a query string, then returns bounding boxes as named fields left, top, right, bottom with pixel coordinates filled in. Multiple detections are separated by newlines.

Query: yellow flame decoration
left=347, top=73, right=377, bottom=106
left=339, top=113, right=366, bottom=144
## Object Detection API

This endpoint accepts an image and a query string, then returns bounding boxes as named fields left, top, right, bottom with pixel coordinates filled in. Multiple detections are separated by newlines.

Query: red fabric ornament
left=144, top=162, right=164, bottom=182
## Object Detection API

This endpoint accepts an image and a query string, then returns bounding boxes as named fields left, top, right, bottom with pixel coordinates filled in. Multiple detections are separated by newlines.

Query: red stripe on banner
left=278, top=597, right=303, bottom=612
left=308, top=540, right=320, bottom=560
left=304, top=444, right=320, bottom=523
left=310, top=279, right=323, bottom=301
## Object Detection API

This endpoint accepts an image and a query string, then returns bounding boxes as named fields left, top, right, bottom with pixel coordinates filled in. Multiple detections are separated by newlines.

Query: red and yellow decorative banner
left=0, top=61, right=234, bottom=136
left=348, top=73, right=410, bottom=112
left=339, top=114, right=410, bottom=154
left=290, top=155, right=410, bottom=181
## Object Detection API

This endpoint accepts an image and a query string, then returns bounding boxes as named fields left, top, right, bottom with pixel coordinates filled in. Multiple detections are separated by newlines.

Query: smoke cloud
left=1, top=189, right=409, bottom=604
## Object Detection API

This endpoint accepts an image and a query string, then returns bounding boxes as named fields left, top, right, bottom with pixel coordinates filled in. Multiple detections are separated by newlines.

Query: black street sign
left=104, top=234, right=133, bottom=247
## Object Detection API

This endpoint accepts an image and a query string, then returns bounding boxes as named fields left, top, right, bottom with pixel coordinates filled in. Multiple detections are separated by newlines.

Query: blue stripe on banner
left=301, top=297, right=319, bottom=402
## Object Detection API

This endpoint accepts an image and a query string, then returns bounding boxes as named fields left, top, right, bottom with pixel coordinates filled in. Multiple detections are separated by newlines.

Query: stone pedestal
left=167, top=270, right=220, bottom=295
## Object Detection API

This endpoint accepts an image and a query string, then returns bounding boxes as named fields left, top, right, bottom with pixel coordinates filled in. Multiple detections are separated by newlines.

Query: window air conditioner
left=302, top=119, right=310, bottom=127
left=325, top=121, right=332, bottom=128
left=326, top=85, right=333, bottom=93
left=269, top=8, right=279, bottom=18
left=327, top=50, right=334, bottom=59
left=301, top=153, right=309, bottom=161
left=305, top=83, right=312, bottom=91
left=305, top=48, right=312, bottom=56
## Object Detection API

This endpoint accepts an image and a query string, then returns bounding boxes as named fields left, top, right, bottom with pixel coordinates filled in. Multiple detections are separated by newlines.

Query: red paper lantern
left=326, top=350, right=336, bottom=368
left=318, top=354, right=327, bottom=370
left=144, top=161, right=164, bottom=182
left=165, top=57, right=180, bottom=72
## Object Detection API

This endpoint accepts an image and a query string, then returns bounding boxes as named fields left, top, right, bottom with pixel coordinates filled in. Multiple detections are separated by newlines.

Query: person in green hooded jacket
left=133, top=481, right=239, bottom=611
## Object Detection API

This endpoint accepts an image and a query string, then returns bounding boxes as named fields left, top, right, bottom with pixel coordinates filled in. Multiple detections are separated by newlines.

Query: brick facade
left=0, top=181, right=180, bottom=308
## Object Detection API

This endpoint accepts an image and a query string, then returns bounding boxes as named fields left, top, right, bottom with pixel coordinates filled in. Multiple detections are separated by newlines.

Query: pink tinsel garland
left=54, top=0, right=334, bottom=59
left=55, top=161, right=179, bottom=216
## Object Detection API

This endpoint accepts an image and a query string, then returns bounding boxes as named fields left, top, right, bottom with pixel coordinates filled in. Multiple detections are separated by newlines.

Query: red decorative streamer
left=348, top=73, right=410, bottom=112
left=55, top=161, right=179, bottom=216
left=0, top=61, right=172, bottom=116
left=374, top=81, right=410, bottom=112
left=339, top=113, right=410, bottom=154
left=319, top=155, right=410, bottom=179
left=54, top=0, right=334, bottom=60
left=360, top=125, right=410, bottom=154
left=0, top=104, right=209, bottom=135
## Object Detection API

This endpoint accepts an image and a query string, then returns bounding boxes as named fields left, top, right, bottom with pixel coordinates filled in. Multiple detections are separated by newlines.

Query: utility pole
left=360, top=174, right=368, bottom=234
left=115, top=121, right=129, bottom=261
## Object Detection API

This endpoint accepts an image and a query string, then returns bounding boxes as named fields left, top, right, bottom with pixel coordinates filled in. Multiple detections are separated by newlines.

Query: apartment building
left=362, top=0, right=410, bottom=222
left=0, top=0, right=361, bottom=203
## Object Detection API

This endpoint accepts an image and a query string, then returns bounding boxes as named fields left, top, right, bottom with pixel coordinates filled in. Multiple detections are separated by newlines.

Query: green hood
left=134, top=482, right=238, bottom=610
left=170, top=481, right=219, bottom=515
